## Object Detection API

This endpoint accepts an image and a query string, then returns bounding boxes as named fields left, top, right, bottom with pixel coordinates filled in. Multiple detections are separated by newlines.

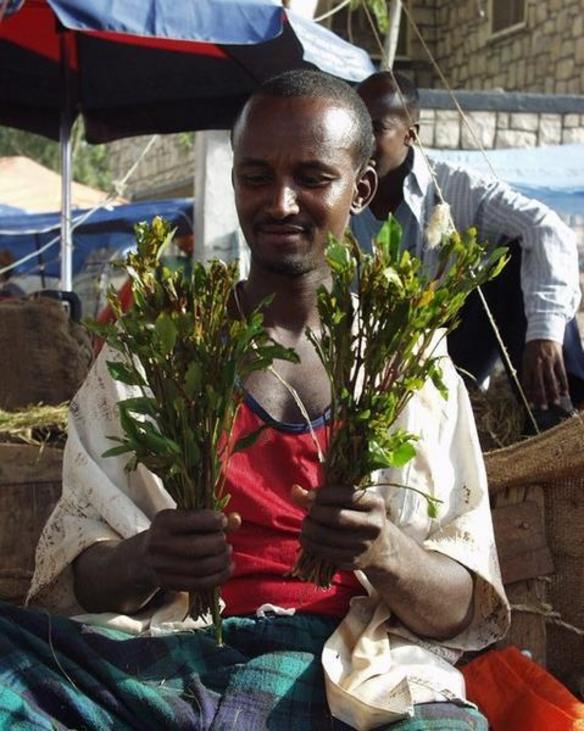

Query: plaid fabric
left=0, top=601, right=487, bottom=730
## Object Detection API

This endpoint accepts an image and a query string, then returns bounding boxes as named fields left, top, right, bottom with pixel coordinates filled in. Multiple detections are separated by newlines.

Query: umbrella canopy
left=0, top=0, right=375, bottom=143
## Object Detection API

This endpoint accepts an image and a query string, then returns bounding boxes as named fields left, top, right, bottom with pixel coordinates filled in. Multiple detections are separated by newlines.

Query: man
left=0, top=71, right=508, bottom=730
left=352, top=71, right=584, bottom=429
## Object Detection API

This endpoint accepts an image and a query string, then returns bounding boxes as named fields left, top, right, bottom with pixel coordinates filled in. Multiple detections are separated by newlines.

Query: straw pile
left=0, top=403, right=68, bottom=447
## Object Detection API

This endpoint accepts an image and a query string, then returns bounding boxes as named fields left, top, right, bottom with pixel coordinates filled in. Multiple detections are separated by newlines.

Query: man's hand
left=144, top=509, right=241, bottom=593
left=522, top=339, right=569, bottom=410
left=290, top=482, right=474, bottom=639
left=73, top=509, right=240, bottom=614
left=291, top=484, right=394, bottom=573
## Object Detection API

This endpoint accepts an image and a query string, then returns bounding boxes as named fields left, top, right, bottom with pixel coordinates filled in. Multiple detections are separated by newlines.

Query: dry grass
left=469, top=372, right=526, bottom=451
left=0, top=403, right=68, bottom=447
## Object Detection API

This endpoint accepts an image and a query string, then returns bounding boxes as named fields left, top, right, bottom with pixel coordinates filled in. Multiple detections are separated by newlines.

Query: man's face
left=232, top=95, right=373, bottom=277
left=357, top=85, right=415, bottom=179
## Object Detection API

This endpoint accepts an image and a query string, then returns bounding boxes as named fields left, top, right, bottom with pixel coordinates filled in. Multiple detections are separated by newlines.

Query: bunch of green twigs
left=292, top=217, right=508, bottom=587
left=91, top=217, right=297, bottom=643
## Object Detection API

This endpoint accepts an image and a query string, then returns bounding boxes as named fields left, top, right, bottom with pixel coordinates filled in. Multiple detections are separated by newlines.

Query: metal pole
left=59, top=30, right=73, bottom=292
left=382, top=0, right=402, bottom=70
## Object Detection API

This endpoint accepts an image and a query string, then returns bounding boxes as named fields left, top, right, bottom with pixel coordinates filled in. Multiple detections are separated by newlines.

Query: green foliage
left=350, top=0, right=389, bottom=33
left=0, top=120, right=112, bottom=191
left=88, top=216, right=298, bottom=638
left=294, top=217, right=508, bottom=586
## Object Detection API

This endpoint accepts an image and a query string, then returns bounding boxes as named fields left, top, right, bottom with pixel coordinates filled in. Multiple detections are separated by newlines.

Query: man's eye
left=240, top=173, right=270, bottom=185
left=300, top=174, right=332, bottom=187
left=372, top=122, right=392, bottom=134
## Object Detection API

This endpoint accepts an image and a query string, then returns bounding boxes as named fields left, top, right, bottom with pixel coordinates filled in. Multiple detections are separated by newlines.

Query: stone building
left=109, top=1, right=584, bottom=201
left=327, top=0, right=583, bottom=95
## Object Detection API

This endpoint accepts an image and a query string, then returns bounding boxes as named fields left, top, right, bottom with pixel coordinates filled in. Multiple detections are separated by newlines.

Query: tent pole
left=59, top=30, right=73, bottom=293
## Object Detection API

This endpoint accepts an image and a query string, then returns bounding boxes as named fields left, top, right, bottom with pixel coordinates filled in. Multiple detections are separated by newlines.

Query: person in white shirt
left=352, top=71, right=584, bottom=430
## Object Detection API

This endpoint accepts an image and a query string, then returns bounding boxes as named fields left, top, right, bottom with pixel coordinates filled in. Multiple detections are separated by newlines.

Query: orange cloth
left=462, top=646, right=584, bottom=731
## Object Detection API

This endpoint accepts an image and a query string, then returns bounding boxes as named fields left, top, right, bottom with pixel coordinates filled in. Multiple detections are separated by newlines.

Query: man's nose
left=266, top=183, right=300, bottom=218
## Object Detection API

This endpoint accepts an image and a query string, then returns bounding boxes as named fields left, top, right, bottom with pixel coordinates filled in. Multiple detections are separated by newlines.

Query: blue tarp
left=429, top=143, right=584, bottom=217
left=0, top=203, right=26, bottom=217
left=0, top=198, right=193, bottom=279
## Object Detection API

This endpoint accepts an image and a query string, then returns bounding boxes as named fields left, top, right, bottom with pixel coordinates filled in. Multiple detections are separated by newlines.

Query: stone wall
left=417, top=90, right=584, bottom=149
left=108, top=133, right=194, bottom=201
left=326, top=0, right=584, bottom=95
left=412, top=0, right=583, bottom=95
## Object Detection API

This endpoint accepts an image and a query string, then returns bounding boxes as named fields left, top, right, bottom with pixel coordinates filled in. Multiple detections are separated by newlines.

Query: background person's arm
left=439, top=163, right=580, bottom=408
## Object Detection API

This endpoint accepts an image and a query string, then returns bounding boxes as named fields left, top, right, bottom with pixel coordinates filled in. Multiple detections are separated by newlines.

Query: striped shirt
left=350, top=147, right=581, bottom=343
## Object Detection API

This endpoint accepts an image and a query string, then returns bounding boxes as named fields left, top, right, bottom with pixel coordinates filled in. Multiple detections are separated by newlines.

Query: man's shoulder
left=426, top=153, right=501, bottom=190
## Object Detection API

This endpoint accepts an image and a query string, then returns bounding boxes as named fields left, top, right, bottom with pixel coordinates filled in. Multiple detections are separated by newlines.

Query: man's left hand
left=291, top=483, right=395, bottom=573
left=522, top=339, right=569, bottom=409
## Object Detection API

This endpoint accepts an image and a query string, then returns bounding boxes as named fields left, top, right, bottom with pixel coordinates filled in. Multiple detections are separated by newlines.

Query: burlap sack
left=0, top=297, right=92, bottom=410
left=484, top=414, right=584, bottom=688
left=0, top=443, right=62, bottom=604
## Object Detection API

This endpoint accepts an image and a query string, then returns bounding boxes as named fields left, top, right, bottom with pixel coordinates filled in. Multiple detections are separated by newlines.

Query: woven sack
left=484, top=415, right=584, bottom=688
left=0, top=297, right=92, bottom=410
left=0, top=443, right=62, bottom=604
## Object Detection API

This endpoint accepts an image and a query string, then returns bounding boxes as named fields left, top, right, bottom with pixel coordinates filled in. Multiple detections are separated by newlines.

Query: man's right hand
left=73, top=509, right=240, bottom=615
left=144, top=509, right=241, bottom=593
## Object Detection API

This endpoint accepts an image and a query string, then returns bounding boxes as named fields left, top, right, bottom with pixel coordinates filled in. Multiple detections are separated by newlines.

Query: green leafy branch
left=292, top=217, right=507, bottom=586
left=89, top=217, right=298, bottom=642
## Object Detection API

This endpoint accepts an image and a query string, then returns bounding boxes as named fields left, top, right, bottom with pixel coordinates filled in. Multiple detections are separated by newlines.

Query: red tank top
left=221, top=395, right=364, bottom=617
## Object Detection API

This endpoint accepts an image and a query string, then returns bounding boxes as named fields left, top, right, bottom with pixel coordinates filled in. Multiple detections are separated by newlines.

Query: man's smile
left=254, top=221, right=311, bottom=243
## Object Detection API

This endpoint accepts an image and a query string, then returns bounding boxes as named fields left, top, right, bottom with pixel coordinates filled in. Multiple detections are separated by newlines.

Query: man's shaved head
left=233, top=70, right=375, bottom=173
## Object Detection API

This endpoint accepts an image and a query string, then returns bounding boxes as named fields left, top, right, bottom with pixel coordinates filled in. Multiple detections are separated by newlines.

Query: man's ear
left=350, top=163, right=378, bottom=216
left=406, top=123, right=419, bottom=146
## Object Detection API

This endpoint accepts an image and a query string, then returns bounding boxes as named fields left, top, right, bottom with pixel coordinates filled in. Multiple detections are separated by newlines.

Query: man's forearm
left=365, top=528, right=474, bottom=640
left=73, top=532, right=159, bottom=615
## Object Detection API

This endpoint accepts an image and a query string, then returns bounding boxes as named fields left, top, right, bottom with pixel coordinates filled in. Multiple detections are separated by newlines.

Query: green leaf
left=428, top=364, right=449, bottom=400
left=232, top=424, right=270, bottom=454
left=155, top=312, right=178, bottom=354
left=391, top=442, right=417, bottom=467
left=119, top=396, right=157, bottom=417
left=102, top=444, right=133, bottom=458
left=325, top=241, right=353, bottom=273
left=426, top=499, right=440, bottom=520
left=375, top=216, right=403, bottom=263
left=367, top=441, right=394, bottom=471
left=106, top=361, right=146, bottom=387
left=185, top=361, right=203, bottom=397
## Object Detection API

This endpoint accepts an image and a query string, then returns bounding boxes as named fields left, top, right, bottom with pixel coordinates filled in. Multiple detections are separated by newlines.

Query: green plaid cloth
left=0, top=601, right=486, bottom=730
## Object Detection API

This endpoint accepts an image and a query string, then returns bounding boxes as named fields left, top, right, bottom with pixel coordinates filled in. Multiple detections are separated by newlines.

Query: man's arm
left=73, top=510, right=239, bottom=614
left=292, top=484, right=473, bottom=639
left=440, top=164, right=581, bottom=408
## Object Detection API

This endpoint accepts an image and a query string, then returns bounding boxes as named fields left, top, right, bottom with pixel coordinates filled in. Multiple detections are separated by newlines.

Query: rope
left=359, top=0, right=540, bottom=433
left=0, top=134, right=160, bottom=278
left=511, top=602, right=584, bottom=638
left=400, top=1, right=499, bottom=178
left=232, top=283, right=325, bottom=463
left=314, top=0, right=352, bottom=23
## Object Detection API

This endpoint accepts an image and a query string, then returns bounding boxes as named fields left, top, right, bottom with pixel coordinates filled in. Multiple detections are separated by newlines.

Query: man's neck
left=370, top=157, right=410, bottom=221
left=241, top=265, right=329, bottom=337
